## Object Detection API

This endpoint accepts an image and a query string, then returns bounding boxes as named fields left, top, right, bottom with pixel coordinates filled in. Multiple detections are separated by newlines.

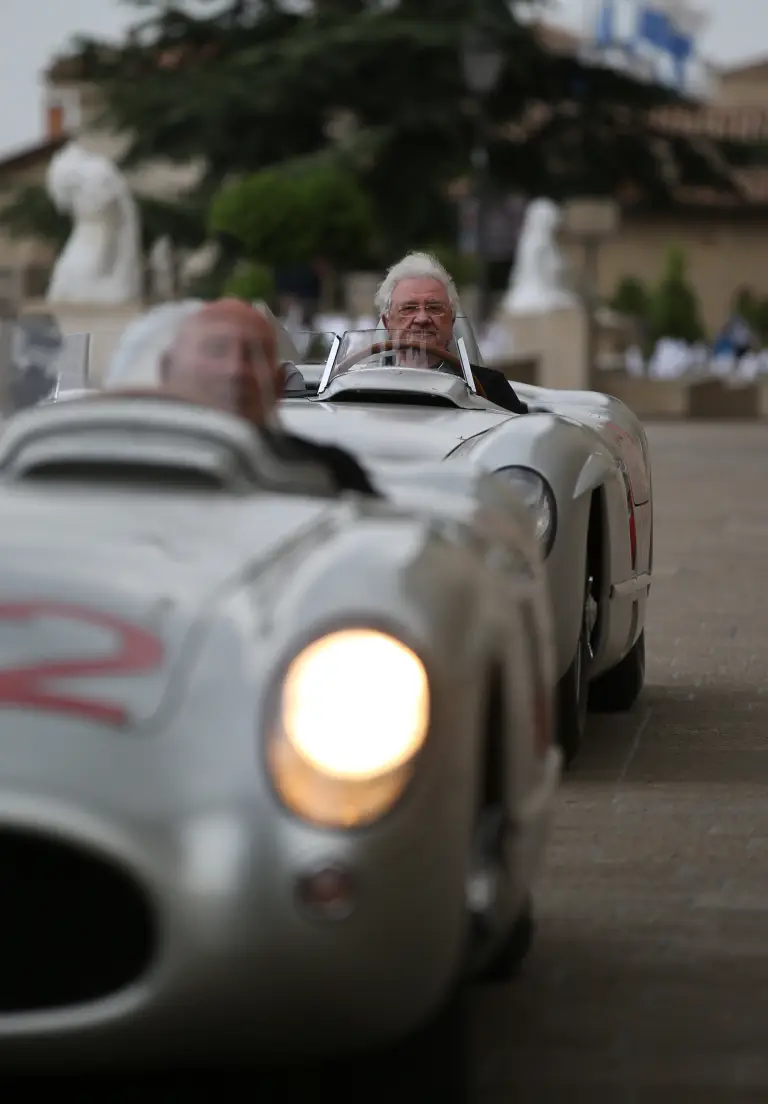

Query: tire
left=556, top=572, right=593, bottom=766
left=588, top=628, right=645, bottom=713
left=477, top=897, right=535, bottom=984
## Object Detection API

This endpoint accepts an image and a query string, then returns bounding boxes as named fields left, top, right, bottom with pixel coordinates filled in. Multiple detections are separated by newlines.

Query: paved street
left=476, top=421, right=768, bottom=1102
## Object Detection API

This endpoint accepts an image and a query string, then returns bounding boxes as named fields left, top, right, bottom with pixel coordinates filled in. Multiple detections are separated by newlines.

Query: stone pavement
left=475, top=421, right=768, bottom=1102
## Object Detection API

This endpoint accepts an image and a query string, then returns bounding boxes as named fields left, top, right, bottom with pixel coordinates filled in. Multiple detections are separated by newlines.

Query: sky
left=0, top=0, right=767, bottom=159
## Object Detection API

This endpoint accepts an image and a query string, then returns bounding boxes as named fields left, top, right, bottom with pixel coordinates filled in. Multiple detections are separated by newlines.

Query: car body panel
left=281, top=357, right=653, bottom=683
left=0, top=395, right=560, bottom=1067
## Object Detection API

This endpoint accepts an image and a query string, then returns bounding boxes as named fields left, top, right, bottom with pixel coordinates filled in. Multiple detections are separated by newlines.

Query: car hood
left=280, top=400, right=514, bottom=462
left=0, top=486, right=336, bottom=727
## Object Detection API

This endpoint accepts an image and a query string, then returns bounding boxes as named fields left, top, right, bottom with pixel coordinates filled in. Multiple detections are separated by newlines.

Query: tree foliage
left=41, top=0, right=744, bottom=261
left=647, top=245, right=705, bottom=344
left=210, top=162, right=374, bottom=267
left=611, top=274, right=650, bottom=319
left=732, top=285, right=768, bottom=344
left=223, top=259, right=275, bottom=301
left=0, top=185, right=72, bottom=250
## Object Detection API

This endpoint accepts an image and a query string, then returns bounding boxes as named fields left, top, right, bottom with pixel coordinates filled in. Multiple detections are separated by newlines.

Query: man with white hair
left=376, top=252, right=527, bottom=414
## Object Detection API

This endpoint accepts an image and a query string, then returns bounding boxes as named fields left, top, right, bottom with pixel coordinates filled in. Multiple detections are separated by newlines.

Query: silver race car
left=0, top=339, right=560, bottom=1094
left=282, top=318, right=653, bottom=764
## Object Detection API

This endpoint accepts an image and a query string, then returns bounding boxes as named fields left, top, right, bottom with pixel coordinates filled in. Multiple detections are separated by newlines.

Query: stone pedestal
left=493, top=306, right=590, bottom=390
left=26, top=300, right=143, bottom=385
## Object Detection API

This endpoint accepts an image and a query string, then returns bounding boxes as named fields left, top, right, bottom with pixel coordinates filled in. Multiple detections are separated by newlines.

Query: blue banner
left=590, top=0, right=703, bottom=95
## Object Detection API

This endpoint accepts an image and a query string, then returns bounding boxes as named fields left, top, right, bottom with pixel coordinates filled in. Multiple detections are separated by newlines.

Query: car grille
left=0, top=828, right=157, bottom=1013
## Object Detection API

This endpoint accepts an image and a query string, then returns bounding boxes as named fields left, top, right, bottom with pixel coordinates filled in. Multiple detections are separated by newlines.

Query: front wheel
left=589, top=629, right=645, bottom=712
left=556, top=571, right=595, bottom=765
left=477, top=897, right=535, bottom=984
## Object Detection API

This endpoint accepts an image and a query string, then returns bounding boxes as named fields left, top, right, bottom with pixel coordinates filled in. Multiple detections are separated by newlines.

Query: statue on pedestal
left=45, top=142, right=142, bottom=305
left=502, top=197, right=577, bottom=315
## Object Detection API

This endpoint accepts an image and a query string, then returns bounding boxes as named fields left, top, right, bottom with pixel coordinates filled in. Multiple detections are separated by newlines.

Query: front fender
left=450, top=413, right=624, bottom=677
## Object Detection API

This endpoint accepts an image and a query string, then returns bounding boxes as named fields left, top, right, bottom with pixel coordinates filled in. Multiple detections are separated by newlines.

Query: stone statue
left=502, top=197, right=576, bottom=315
left=45, top=142, right=142, bottom=305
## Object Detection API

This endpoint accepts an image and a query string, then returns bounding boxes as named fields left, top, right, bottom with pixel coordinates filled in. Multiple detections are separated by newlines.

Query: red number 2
left=0, top=602, right=164, bottom=726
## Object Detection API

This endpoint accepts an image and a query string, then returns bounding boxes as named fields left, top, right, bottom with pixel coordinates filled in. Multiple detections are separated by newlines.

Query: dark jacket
left=264, top=428, right=380, bottom=497
left=471, top=364, right=528, bottom=414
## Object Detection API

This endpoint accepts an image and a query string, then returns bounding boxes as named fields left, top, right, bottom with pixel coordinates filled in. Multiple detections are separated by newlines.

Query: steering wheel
left=332, top=339, right=486, bottom=397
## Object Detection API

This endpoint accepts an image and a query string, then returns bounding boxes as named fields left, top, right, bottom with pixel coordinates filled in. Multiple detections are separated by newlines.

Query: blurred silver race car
left=0, top=335, right=560, bottom=1094
left=281, top=317, right=654, bottom=764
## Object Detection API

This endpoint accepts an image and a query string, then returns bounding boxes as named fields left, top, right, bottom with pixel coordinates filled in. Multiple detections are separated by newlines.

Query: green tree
left=0, top=184, right=72, bottom=251
left=647, top=246, right=705, bottom=344
left=611, top=275, right=650, bottom=320
left=223, top=260, right=275, bottom=302
left=55, top=0, right=743, bottom=260
left=731, top=285, right=768, bottom=345
left=210, top=162, right=374, bottom=268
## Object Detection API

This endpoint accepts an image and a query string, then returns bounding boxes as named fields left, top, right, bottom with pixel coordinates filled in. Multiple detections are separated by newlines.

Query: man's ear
left=381, top=313, right=389, bottom=329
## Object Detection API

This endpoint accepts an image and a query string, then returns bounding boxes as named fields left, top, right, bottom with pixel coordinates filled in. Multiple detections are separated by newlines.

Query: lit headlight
left=494, top=466, right=556, bottom=555
left=268, top=629, right=430, bottom=827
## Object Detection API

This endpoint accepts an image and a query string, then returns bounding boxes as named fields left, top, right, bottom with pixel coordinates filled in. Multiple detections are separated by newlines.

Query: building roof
left=0, top=137, right=67, bottom=174
left=651, top=104, right=768, bottom=142
left=531, top=22, right=581, bottom=56
left=719, top=56, right=768, bottom=79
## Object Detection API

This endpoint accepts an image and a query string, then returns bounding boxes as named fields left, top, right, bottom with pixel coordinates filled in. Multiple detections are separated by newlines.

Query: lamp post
left=461, top=26, right=505, bottom=325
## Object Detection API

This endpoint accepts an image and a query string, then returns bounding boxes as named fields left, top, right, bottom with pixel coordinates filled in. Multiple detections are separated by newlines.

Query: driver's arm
left=280, top=432, right=381, bottom=496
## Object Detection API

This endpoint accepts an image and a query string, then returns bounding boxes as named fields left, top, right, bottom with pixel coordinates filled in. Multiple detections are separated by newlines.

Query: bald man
left=159, top=298, right=379, bottom=497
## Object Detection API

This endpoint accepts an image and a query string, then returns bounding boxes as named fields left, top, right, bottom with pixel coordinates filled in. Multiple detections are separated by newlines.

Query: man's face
left=162, top=314, right=281, bottom=424
left=383, top=277, right=454, bottom=364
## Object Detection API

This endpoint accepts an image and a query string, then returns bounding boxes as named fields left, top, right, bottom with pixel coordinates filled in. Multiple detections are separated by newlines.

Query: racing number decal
left=0, top=601, right=163, bottom=725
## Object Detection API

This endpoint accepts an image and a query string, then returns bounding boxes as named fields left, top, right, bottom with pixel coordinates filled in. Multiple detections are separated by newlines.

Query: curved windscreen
left=290, top=331, right=338, bottom=365
left=318, top=322, right=476, bottom=394
left=11, top=304, right=299, bottom=425
left=0, top=307, right=339, bottom=417
left=3, top=305, right=482, bottom=420
left=0, top=317, right=89, bottom=415
left=284, top=330, right=340, bottom=394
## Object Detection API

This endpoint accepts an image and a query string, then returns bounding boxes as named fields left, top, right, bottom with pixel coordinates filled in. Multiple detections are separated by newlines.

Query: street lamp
left=461, top=27, right=505, bottom=325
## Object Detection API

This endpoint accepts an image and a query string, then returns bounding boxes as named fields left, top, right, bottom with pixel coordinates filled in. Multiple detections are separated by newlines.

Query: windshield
left=290, top=330, right=338, bottom=365
left=318, top=321, right=476, bottom=394
left=0, top=319, right=90, bottom=415
left=1, top=304, right=481, bottom=420
left=2, top=303, right=316, bottom=425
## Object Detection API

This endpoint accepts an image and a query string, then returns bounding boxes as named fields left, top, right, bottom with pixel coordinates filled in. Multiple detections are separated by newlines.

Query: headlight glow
left=494, top=466, right=556, bottom=554
left=269, top=628, right=430, bottom=828
left=280, top=629, right=429, bottom=781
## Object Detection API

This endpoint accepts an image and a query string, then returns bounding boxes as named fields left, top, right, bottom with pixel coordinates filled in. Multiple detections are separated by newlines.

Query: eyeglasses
left=392, top=301, right=451, bottom=319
